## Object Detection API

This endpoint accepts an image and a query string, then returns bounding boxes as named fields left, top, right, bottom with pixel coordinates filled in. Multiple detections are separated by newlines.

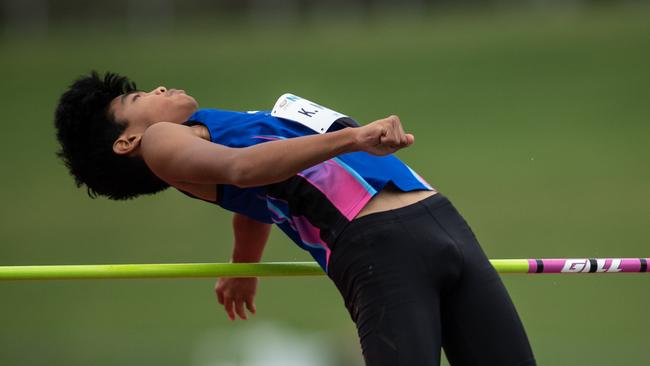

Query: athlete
left=54, top=72, right=536, bottom=366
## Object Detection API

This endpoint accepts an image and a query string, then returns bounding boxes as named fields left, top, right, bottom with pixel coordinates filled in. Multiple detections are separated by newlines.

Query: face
left=110, top=86, right=199, bottom=129
left=110, top=86, right=199, bottom=156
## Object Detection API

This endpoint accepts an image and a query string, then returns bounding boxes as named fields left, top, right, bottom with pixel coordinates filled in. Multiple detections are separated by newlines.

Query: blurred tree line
left=1, top=0, right=642, bottom=36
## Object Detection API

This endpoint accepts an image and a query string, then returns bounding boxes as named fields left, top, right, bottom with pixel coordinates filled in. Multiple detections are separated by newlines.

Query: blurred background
left=1, top=0, right=648, bottom=365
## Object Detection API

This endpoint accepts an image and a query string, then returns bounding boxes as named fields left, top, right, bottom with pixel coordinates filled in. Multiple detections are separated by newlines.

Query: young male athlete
left=54, top=72, right=536, bottom=366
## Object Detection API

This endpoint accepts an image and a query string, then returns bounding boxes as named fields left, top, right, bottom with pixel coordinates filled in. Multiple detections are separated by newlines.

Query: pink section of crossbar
left=527, top=259, right=537, bottom=273
left=528, top=258, right=648, bottom=273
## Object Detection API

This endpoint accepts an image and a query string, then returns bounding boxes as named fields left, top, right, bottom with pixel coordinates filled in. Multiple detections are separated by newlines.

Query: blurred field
left=1, top=6, right=649, bottom=366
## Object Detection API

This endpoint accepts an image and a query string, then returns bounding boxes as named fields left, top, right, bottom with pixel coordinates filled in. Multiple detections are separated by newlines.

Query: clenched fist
left=354, top=115, right=414, bottom=156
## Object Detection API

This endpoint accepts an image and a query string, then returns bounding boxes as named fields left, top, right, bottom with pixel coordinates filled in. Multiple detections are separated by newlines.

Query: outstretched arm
left=215, top=213, right=271, bottom=321
left=141, top=115, right=414, bottom=187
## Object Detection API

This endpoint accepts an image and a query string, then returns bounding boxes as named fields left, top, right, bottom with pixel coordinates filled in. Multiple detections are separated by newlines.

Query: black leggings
left=327, top=193, right=536, bottom=366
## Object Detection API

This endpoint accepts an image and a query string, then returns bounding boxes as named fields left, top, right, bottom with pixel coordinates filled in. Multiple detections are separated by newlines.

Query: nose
left=153, top=86, right=167, bottom=95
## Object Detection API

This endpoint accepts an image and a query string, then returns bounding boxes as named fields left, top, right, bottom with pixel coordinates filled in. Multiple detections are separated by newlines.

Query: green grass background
left=1, top=6, right=648, bottom=365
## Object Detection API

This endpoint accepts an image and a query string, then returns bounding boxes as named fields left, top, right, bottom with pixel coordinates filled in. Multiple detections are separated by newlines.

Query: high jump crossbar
left=0, top=258, right=647, bottom=281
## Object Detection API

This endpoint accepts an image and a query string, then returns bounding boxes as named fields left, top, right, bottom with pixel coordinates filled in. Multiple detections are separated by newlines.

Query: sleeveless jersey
left=184, top=108, right=434, bottom=272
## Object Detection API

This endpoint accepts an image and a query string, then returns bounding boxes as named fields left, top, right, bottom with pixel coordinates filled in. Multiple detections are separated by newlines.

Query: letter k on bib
left=271, top=93, right=349, bottom=134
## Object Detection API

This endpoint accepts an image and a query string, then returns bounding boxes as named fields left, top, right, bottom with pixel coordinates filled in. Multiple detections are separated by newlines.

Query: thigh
left=440, top=268, right=535, bottom=366
left=329, top=217, right=447, bottom=366
left=431, top=203, right=536, bottom=366
left=358, top=293, right=442, bottom=366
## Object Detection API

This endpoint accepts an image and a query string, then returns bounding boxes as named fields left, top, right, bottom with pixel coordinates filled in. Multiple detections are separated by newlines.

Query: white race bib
left=271, top=93, right=348, bottom=134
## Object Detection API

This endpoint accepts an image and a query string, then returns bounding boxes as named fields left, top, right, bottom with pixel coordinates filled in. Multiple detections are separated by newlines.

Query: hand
left=355, top=115, right=414, bottom=156
left=215, top=277, right=258, bottom=321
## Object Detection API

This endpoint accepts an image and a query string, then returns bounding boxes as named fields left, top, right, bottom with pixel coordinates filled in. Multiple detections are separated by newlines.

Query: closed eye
left=132, top=93, right=141, bottom=103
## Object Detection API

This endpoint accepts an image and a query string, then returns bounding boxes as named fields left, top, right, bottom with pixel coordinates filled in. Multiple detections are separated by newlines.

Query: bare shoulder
left=140, top=121, right=237, bottom=186
left=142, top=121, right=189, bottom=142
left=142, top=122, right=195, bottom=152
left=141, top=122, right=196, bottom=181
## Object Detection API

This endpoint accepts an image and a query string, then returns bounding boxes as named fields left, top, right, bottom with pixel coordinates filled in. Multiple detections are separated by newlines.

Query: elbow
left=219, top=149, right=255, bottom=187
left=229, top=161, right=252, bottom=188
left=228, top=160, right=263, bottom=188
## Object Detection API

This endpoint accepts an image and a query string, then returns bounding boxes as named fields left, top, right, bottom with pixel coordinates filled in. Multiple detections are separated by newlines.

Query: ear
left=113, top=133, right=143, bottom=156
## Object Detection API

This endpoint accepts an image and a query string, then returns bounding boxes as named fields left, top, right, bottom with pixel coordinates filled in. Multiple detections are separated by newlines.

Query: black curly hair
left=54, top=71, right=169, bottom=200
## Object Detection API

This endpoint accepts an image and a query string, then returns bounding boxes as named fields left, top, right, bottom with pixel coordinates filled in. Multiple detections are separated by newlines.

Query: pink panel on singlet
left=297, top=159, right=375, bottom=221
left=292, top=215, right=332, bottom=267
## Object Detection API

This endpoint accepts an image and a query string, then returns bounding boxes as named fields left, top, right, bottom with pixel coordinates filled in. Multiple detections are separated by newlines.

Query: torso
left=355, top=187, right=436, bottom=219
left=176, top=181, right=436, bottom=220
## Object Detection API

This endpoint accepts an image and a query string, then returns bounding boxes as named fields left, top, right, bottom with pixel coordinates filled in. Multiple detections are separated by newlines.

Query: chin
left=182, top=94, right=199, bottom=109
left=182, top=102, right=199, bottom=119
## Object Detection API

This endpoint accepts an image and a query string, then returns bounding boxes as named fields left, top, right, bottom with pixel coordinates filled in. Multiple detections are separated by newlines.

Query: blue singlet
left=184, top=108, right=433, bottom=272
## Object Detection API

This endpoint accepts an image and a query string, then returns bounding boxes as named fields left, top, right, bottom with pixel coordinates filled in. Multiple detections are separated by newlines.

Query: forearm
left=230, top=214, right=271, bottom=263
left=233, top=127, right=357, bottom=187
